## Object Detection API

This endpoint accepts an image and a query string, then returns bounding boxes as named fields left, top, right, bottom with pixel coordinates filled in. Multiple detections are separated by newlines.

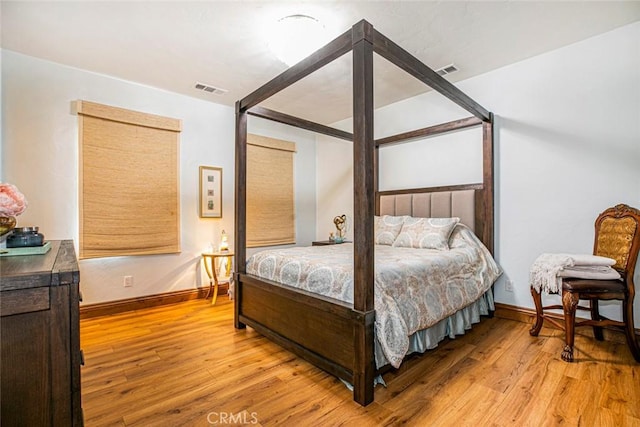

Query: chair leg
left=529, top=287, right=544, bottom=336
left=590, top=298, right=604, bottom=341
left=622, top=296, right=640, bottom=363
left=562, top=290, right=579, bottom=362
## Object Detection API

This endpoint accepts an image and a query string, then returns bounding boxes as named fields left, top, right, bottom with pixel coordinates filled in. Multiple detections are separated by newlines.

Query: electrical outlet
left=124, top=275, right=133, bottom=287
left=505, top=280, right=514, bottom=292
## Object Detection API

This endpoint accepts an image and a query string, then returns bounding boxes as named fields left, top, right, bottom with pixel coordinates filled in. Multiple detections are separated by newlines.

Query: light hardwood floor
left=80, top=297, right=640, bottom=426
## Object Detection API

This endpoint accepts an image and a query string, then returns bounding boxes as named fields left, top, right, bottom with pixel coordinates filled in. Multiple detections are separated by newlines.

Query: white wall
left=316, top=22, right=640, bottom=325
left=1, top=50, right=316, bottom=305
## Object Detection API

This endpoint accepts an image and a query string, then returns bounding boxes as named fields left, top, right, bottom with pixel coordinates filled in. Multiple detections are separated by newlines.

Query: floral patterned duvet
left=246, top=224, right=502, bottom=368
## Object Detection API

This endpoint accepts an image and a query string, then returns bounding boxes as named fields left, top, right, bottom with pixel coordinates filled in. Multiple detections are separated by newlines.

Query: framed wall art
left=199, top=166, right=222, bottom=218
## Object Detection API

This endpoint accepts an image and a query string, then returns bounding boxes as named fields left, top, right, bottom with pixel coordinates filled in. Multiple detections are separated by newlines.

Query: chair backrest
left=594, top=204, right=640, bottom=285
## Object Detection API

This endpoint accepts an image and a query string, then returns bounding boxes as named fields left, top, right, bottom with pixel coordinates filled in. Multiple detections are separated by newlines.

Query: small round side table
left=201, top=251, right=234, bottom=305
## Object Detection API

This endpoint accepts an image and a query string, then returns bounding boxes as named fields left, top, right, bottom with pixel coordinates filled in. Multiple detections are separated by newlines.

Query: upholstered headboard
left=378, top=188, right=477, bottom=234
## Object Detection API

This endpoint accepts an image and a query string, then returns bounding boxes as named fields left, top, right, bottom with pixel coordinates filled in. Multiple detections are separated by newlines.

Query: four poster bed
left=234, top=20, right=497, bottom=406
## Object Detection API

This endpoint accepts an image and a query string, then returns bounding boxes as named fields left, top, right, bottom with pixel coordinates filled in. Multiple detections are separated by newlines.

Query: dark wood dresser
left=1, top=240, right=83, bottom=426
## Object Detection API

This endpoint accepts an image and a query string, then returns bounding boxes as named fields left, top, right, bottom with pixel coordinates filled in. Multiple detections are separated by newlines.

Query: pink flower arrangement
left=0, top=183, right=28, bottom=217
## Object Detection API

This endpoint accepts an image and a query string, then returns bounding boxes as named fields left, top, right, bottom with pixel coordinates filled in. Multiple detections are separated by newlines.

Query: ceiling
left=2, top=1, right=639, bottom=124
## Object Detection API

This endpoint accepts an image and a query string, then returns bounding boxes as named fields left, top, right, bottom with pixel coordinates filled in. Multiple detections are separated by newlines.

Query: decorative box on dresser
left=0, top=240, right=83, bottom=426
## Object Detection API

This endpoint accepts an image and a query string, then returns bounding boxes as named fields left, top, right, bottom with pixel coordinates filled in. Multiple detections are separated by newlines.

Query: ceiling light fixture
left=268, top=14, right=328, bottom=67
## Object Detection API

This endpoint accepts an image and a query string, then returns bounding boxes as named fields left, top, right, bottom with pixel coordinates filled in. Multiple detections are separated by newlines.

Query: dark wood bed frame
left=234, top=20, right=494, bottom=406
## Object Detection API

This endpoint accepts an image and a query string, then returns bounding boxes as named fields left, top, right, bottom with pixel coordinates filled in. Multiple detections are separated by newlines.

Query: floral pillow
left=392, top=217, right=460, bottom=250
left=374, top=215, right=406, bottom=245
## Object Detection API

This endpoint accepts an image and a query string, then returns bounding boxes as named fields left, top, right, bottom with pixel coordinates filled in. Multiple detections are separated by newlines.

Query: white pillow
left=392, top=217, right=460, bottom=250
left=374, top=215, right=406, bottom=245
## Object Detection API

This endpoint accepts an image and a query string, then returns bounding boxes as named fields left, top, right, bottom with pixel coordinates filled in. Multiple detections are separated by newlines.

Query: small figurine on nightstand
left=333, top=214, right=347, bottom=243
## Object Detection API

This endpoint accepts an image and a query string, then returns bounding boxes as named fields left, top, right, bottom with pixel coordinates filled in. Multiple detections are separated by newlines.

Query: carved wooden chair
left=530, top=204, right=640, bottom=363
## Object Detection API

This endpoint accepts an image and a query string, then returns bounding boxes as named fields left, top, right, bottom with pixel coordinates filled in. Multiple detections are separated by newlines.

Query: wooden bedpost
left=352, top=19, right=376, bottom=406
left=234, top=101, right=247, bottom=329
left=482, top=113, right=494, bottom=255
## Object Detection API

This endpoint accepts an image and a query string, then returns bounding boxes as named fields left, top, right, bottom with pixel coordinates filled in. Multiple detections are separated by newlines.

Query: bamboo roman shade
left=76, top=100, right=181, bottom=259
left=247, top=134, right=296, bottom=247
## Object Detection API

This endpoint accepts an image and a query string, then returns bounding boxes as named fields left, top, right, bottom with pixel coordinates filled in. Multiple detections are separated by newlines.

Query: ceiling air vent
left=435, top=64, right=459, bottom=77
left=194, top=82, right=228, bottom=95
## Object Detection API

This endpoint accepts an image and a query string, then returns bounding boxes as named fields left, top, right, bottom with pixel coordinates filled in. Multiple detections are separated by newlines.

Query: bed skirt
left=374, top=289, right=495, bottom=368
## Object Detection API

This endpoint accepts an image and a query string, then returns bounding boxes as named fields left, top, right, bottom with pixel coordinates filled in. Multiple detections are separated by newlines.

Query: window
left=76, top=100, right=181, bottom=259
left=246, top=134, right=296, bottom=247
